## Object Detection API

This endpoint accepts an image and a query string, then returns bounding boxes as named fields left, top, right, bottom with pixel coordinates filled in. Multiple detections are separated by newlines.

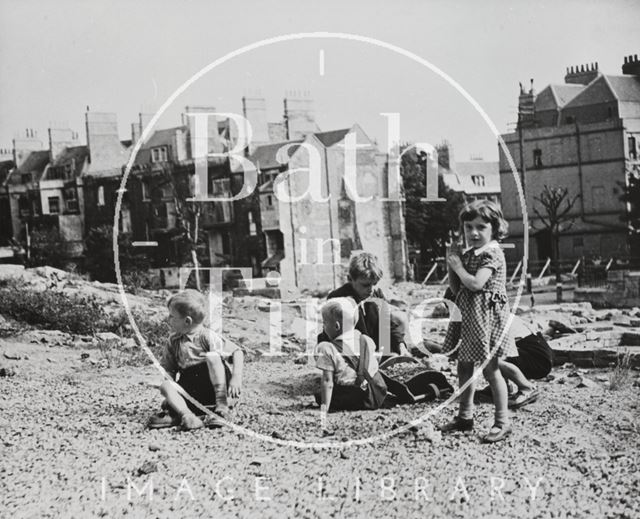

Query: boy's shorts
left=177, top=361, right=232, bottom=415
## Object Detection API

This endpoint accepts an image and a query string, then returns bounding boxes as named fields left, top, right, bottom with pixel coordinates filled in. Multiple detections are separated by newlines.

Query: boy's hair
left=459, top=199, right=508, bottom=240
left=321, top=297, right=358, bottom=331
left=167, top=289, right=206, bottom=324
left=348, top=252, right=383, bottom=283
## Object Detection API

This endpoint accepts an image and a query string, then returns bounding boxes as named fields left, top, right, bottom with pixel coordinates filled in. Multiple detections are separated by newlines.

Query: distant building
left=499, top=54, right=640, bottom=262
left=251, top=124, right=407, bottom=291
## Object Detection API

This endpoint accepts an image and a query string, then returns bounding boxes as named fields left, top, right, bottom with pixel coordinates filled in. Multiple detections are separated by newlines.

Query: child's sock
left=494, top=408, right=509, bottom=429
left=214, top=383, right=229, bottom=411
left=458, top=400, right=474, bottom=421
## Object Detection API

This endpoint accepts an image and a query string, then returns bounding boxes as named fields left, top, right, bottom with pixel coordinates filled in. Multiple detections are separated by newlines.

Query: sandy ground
left=2, top=336, right=639, bottom=519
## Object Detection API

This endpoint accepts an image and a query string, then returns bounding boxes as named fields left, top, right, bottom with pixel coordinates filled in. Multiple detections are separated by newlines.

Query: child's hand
left=228, top=375, right=242, bottom=398
left=447, top=254, right=463, bottom=272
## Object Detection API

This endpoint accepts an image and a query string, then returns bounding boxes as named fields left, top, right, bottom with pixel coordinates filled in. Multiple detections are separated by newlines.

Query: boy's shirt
left=161, top=325, right=239, bottom=377
left=315, top=329, right=378, bottom=386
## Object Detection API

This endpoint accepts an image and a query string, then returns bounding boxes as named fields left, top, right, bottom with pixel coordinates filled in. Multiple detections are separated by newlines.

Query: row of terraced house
left=0, top=96, right=414, bottom=291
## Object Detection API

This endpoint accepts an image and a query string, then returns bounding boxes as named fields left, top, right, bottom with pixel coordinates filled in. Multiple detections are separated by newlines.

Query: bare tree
left=532, top=185, right=580, bottom=301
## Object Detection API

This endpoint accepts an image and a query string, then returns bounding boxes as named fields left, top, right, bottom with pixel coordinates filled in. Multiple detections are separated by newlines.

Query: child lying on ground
left=315, top=298, right=388, bottom=411
left=147, top=289, right=244, bottom=431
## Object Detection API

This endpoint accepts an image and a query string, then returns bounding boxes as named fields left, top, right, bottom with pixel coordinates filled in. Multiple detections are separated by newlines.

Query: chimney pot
left=635, top=54, right=638, bottom=61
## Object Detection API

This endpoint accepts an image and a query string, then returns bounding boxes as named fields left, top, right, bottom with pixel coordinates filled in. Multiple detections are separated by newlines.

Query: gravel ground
left=2, top=338, right=639, bottom=519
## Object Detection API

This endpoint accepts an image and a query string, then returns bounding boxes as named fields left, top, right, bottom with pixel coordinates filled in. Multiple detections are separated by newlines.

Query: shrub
left=0, top=281, right=108, bottom=335
left=26, top=227, right=67, bottom=269
left=609, top=350, right=633, bottom=391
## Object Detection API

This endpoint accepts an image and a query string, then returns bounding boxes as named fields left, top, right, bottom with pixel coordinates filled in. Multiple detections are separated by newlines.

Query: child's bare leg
left=483, top=357, right=509, bottom=430
left=457, top=361, right=475, bottom=420
left=205, top=352, right=229, bottom=413
left=499, top=360, right=534, bottom=392
left=160, top=380, right=191, bottom=417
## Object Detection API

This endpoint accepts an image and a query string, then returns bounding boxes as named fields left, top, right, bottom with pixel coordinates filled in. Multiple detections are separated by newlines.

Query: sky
left=0, top=0, right=638, bottom=162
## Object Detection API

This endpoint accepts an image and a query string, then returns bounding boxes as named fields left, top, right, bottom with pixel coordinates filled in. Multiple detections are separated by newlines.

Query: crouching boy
left=318, top=252, right=410, bottom=357
left=148, top=289, right=244, bottom=431
left=315, top=298, right=388, bottom=411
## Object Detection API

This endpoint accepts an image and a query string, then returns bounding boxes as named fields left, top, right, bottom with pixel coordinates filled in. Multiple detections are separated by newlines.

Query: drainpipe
left=323, top=145, right=337, bottom=290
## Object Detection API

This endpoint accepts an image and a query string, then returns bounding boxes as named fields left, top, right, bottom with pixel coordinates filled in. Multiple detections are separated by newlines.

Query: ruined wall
left=278, top=127, right=407, bottom=292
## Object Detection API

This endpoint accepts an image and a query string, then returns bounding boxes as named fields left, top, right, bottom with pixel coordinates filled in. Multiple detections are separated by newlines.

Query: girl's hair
left=459, top=199, right=508, bottom=240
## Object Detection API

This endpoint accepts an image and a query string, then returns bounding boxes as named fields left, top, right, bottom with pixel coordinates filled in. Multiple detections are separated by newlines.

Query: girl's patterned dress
left=442, top=242, right=517, bottom=363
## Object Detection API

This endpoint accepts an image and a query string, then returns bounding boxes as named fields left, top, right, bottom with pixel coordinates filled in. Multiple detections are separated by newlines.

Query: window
left=267, top=195, right=273, bottom=207
left=151, top=146, right=168, bottom=163
left=629, top=136, right=638, bottom=160
left=98, top=186, right=105, bottom=206
left=142, top=181, right=150, bottom=201
left=18, top=195, right=29, bottom=217
left=248, top=212, right=256, bottom=236
left=212, top=178, right=231, bottom=197
left=48, top=197, right=60, bottom=214
left=471, top=175, right=485, bottom=187
left=565, top=116, right=575, bottom=124
left=64, top=187, right=78, bottom=212
left=21, top=173, right=32, bottom=184
left=533, top=149, right=543, bottom=168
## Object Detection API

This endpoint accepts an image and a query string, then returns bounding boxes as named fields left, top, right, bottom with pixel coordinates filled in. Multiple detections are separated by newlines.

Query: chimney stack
left=242, top=96, right=270, bottom=152
left=564, top=61, right=600, bottom=85
left=48, top=122, right=79, bottom=161
left=12, top=128, right=44, bottom=168
left=85, top=111, right=126, bottom=172
left=622, top=54, right=640, bottom=76
left=283, top=91, right=318, bottom=140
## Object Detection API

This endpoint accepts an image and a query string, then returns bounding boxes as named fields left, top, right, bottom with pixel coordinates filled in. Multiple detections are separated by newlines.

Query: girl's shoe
left=437, top=416, right=474, bottom=433
left=481, top=423, right=512, bottom=443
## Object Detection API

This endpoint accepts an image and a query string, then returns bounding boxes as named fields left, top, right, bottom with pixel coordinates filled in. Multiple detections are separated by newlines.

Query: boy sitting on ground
left=318, top=252, right=410, bottom=357
left=315, top=298, right=388, bottom=411
left=148, top=289, right=244, bottom=431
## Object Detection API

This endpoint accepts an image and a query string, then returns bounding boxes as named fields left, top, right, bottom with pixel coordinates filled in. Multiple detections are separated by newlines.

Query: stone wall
left=574, top=270, right=640, bottom=308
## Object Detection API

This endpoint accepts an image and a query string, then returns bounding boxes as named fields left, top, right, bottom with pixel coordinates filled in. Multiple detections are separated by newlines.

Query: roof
left=9, top=149, right=50, bottom=184
left=552, top=84, right=586, bottom=105
left=134, top=126, right=186, bottom=166
left=44, top=145, right=89, bottom=179
left=314, top=128, right=350, bottom=147
left=442, top=160, right=500, bottom=195
left=143, top=126, right=186, bottom=149
left=535, top=84, right=584, bottom=111
left=563, top=75, right=619, bottom=108
left=605, top=75, right=640, bottom=102
left=250, top=140, right=303, bottom=171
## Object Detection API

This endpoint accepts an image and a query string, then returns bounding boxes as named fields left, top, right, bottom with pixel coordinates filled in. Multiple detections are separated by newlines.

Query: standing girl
left=439, top=200, right=517, bottom=443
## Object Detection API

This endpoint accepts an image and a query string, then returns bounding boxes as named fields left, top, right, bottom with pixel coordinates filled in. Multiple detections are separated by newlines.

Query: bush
left=0, top=281, right=108, bottom=335
left=84, top=225, right=151, bottom=284
left=26, top=227, right=67, bottom=269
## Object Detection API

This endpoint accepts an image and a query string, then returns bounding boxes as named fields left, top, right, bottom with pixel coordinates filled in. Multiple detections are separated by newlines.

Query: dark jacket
left=317, top=283, right=405, bottom=355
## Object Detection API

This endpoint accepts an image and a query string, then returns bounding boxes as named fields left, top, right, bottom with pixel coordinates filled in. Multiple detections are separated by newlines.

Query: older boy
left=318, top=252, right=409, bottom=356
left=315, top=298, right=387, bottom=411
left=148, top=289, right=244, bottom=430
